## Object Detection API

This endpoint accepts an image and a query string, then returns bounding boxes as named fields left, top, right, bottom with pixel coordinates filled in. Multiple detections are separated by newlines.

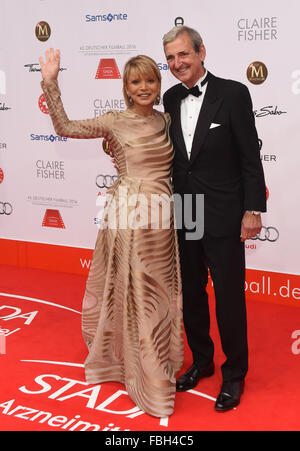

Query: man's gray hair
left=163, top=26, right=203, bottom=53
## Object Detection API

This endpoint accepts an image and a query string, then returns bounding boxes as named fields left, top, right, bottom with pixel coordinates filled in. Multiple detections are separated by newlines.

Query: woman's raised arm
left=39, top=49, right=113, bottom=140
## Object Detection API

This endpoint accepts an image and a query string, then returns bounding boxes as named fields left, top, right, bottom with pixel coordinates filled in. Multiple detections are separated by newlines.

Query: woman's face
left=126, top=69, right=160, bottom=108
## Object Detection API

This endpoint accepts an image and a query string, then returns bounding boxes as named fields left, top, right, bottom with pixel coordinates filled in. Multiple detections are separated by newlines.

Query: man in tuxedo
left=163, top=26, right=266, bottom=411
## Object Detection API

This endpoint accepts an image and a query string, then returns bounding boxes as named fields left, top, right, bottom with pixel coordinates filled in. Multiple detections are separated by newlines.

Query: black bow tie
left=179, top=74, right=209, bottom=99
left=180, top=85, right=201, bottom=99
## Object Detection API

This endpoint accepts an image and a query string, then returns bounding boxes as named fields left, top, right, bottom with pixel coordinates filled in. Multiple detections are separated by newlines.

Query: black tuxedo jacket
left=163, top=72, right=267, bottom=237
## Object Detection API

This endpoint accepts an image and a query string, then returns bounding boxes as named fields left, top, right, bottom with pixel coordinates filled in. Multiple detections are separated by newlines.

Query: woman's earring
left=127, top=94, right=134, bottom=106
left=154, top=94, right=161, bottom=105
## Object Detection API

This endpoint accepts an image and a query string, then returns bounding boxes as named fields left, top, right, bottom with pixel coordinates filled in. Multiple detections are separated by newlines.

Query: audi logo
left=96, top=174, right=118, bottom=188
left=0, top=202, right=13, bottom=215
left=251, top=226, right=279, bottom=242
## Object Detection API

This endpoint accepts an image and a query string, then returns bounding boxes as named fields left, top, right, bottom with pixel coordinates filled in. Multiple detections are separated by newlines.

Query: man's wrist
left=246, top=210, right=261, bottom=215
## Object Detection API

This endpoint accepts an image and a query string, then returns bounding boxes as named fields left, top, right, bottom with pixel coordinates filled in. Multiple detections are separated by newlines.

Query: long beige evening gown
left=42, top=80, right=183, bottom=417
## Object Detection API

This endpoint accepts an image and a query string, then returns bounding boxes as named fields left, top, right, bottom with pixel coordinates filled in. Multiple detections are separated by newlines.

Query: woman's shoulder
left=157, top=110, right=171, bottom=124
left=96, top=109, right=121, bottom=128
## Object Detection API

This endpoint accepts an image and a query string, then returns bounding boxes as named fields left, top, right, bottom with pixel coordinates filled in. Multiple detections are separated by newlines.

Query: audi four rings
left=251, top=226, right=279, bottom=242
left=0, top=202, right=13, bottom=215
left=96, top=174, right=118, bottom=188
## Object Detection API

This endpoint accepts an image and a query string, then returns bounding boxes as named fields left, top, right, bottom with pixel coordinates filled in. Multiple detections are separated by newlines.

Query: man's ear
left=199, top=44, right=206, bottom=63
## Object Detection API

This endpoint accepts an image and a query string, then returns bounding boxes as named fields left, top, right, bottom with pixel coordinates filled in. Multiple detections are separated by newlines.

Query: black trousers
left=177, top=230, right=248, bottom=382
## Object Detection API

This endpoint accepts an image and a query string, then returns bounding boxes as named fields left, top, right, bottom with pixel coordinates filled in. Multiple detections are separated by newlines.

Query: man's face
left=164, top=32, right=206, bottom=88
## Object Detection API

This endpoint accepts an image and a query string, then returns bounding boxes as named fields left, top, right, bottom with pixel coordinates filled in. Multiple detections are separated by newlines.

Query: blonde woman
left=39, top=49, right=183, bottom=418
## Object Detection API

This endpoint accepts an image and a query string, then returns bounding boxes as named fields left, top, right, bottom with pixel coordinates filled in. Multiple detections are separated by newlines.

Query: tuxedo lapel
left=169, top=89, right=188, bottom=160
left=189, top=73, right=223, bottom=165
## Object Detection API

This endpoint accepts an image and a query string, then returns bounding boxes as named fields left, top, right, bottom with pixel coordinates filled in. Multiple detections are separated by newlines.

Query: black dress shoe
left=215, top=379, right=245, bottom=412
left=176, top=362, right=214, bottom=392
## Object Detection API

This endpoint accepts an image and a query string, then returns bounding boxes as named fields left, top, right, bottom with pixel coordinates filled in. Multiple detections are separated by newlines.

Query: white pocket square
left=209, top=123, right=221, bottom=129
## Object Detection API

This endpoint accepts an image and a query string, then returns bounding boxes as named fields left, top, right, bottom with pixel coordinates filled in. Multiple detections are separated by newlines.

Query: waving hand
left=39, top=48, right=61, bottom=82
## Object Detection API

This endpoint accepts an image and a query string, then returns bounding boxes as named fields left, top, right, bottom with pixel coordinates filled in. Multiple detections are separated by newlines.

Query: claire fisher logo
left=36, top=160, right=65, bottom=180
left=258, top=138, right=277, bottom=163
left=237, top=17, right=278, bottom=41
left=93, top=98, right=125, bottom=117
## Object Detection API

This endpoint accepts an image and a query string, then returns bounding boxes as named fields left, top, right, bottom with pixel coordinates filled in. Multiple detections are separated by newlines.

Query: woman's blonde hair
left=122, top=55, right=161, bottom=107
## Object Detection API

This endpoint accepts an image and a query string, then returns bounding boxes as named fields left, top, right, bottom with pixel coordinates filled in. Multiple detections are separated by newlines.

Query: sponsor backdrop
left=0, top=0, right=299, bottom=306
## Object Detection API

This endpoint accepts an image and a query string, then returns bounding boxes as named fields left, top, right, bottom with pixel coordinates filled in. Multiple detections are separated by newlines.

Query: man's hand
left=110, top=151, right=119, bottom=172
left=240, top=211, right=262, bottom=242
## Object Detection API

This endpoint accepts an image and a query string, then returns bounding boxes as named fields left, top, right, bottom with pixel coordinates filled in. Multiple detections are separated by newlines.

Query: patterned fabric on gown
left=42, top=80, right=183, bottom=417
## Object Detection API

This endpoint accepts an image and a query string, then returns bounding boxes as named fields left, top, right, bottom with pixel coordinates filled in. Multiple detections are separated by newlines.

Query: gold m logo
left=37, top=24, right=48, bottom=36
left=247, top=61, right=268, bottom=85
left=35, top=21, right=51, bottom=41
left=250, top=64, right=264, bottom=78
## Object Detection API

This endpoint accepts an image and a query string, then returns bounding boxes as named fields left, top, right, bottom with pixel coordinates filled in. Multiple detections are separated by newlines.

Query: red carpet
left=0, top=264, right=299, bottom=431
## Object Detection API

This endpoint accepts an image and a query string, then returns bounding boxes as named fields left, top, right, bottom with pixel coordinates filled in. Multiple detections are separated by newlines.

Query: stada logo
left=95, top=59, right=121, bottom=79
left=42, top=209, right=65, bottom=229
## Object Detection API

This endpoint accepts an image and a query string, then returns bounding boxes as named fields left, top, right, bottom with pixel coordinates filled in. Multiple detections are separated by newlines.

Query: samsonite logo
left=30, top=133, right=67, bottom=143
left=85, top=13, right=128, bottom=22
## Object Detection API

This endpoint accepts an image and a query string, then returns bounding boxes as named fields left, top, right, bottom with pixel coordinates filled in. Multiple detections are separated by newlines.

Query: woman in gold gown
left=39, top=48, right=183, bottom=418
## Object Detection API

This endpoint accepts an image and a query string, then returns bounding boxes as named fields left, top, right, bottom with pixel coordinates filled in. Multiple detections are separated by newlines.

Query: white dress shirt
left=180, top=70, right=208, bottom=159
